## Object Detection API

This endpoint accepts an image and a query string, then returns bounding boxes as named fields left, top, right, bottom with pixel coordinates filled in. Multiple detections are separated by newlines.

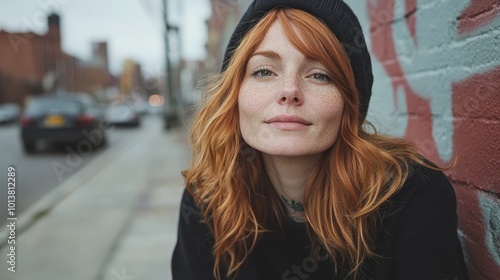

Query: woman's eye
left=312, top=72, right=331, bottom=82
left=252, top=68, right=273, bottom=78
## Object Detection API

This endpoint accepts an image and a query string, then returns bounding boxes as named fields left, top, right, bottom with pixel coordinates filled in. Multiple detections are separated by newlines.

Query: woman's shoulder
left=378, top=159, right=459, bottom=233
left=371, top=161, right=468, bottom=279
left=178, top=187, right=204, bottom=225
left=377, top=159, right=459, bottom=229
left=389, top=159, right=456, bottom=205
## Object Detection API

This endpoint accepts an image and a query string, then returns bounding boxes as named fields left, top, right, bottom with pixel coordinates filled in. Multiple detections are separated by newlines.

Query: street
left=0, top=115, right=160, bottom=223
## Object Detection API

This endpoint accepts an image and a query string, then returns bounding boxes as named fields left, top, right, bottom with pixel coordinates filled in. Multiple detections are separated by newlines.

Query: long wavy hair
left=183, top=8, right=433, bottom=279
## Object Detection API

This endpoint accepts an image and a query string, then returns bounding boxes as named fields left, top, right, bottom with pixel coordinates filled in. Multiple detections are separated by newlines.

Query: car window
left=26, top=99, right=83, bottom=115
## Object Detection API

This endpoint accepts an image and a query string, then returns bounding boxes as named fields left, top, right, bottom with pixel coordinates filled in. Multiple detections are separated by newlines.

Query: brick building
left=0, top=13, right=115, bottom=107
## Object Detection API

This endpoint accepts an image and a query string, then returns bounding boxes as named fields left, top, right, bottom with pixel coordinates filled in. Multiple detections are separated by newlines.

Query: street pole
left=163, top=0, right=177, bottom=129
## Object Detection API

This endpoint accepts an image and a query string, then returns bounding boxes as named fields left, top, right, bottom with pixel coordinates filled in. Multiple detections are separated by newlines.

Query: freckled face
left=238, top=20, right=345, bottom=157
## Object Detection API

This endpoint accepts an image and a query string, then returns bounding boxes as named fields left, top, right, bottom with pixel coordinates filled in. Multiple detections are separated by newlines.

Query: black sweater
left=171, top=164, right=468, bottom=279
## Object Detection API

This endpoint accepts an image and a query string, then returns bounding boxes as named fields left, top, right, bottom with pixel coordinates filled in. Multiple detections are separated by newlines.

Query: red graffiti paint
left=458, top=0, right=500, bottom=34
left=368, top=0, right=443, bottom=165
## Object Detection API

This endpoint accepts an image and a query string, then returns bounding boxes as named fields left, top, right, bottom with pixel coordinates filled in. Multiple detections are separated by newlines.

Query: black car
left=20, top=94, right=108, bottom=153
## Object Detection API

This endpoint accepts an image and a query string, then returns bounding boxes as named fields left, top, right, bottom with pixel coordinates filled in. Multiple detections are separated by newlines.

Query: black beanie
left=221, top=0, right=373, bottom=122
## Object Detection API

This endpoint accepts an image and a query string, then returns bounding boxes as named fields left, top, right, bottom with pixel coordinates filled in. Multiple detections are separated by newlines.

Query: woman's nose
left=277, top=76, right=304, bottom=105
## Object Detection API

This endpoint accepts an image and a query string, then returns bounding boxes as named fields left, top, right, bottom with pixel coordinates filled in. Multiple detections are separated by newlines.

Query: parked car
left=105, top=103, right=141, bottom=127
left=0, top=103, right=21, bottom=124
left=20, top=94, right=107, bottom=153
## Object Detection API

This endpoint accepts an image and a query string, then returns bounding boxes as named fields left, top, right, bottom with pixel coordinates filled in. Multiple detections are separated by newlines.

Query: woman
left=172, top=0, right=468, bottom=279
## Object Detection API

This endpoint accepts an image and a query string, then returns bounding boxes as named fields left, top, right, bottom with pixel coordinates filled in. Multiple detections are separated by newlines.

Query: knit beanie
left=221, top=0, right=373, bottom=122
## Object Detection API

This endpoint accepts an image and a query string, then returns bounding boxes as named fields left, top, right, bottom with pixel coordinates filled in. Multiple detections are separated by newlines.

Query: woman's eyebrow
left=251, top=50, right=281, bottom=61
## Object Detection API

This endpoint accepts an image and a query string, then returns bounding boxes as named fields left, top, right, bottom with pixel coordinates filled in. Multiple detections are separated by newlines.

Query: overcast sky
left=0, top=0, right=211, bottom=75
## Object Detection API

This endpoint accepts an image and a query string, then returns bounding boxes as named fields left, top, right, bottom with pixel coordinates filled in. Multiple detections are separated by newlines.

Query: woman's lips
left=266, top=114, right=312, bottom=130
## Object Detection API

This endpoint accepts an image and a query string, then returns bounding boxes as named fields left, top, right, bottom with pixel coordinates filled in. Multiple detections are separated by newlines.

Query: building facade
left=0, top=13, right=115, bottom=106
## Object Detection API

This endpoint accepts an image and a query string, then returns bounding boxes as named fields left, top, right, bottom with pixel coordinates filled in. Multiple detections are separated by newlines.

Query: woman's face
left=238, top=20, right=344, bottom=157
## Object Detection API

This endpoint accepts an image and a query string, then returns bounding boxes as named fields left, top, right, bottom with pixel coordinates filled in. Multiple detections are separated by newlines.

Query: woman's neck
left=262, top=153, right=322, bottom=221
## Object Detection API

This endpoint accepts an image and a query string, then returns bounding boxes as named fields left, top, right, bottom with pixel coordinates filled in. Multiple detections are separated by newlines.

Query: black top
left=171, top=164, right=468, bottom=279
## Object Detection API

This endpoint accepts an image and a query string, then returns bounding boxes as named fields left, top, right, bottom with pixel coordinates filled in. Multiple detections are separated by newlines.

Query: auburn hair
left=183, top=8, right=432, bottom=279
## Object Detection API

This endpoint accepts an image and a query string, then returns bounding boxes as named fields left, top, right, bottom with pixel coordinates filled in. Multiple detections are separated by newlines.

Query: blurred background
left=0, top=0, right=249, bottom=216
left=0, top=0, right=499, bottom=279
left=0, top=0, right=211, bottom=131
left=0, top=0, right=254, bottom=279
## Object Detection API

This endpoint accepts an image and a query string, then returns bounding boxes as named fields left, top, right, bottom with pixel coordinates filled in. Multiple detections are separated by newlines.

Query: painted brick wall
left=345, top=0, right=500, bottom=278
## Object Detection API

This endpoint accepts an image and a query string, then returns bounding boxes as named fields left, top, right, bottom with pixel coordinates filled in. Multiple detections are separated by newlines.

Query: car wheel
left=23, top=141, right=36, bottom=154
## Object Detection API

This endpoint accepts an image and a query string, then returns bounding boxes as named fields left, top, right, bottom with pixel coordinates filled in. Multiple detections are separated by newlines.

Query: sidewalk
left=0, top=116, right=190, bottom=280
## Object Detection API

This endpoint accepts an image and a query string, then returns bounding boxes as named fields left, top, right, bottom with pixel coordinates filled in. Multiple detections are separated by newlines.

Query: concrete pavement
left=0, top=116, right=190, bottom=280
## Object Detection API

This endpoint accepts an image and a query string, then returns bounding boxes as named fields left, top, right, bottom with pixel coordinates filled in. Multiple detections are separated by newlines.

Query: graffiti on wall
left=366, top=0, right=500, bottom=277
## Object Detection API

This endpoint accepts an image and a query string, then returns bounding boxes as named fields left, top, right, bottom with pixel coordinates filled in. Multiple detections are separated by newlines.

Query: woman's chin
left=258, top=146, right=328, bottom=158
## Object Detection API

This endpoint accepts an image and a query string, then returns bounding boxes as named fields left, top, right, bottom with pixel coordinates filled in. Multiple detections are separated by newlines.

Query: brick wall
left=345, top=0, right=500, bottom=278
